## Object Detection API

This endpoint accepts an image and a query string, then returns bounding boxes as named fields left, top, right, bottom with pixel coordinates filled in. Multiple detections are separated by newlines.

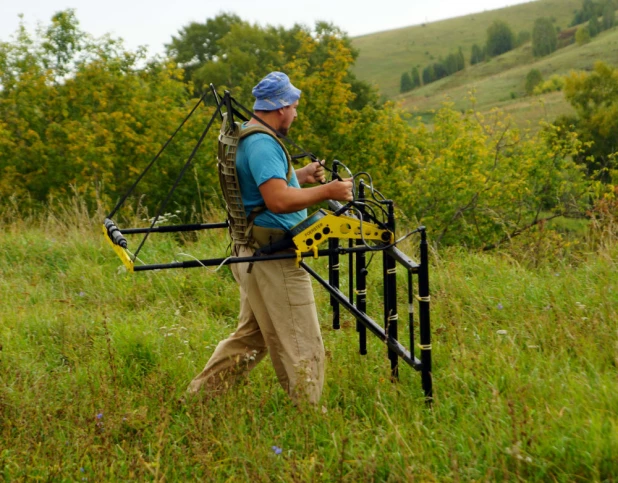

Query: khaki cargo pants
left=187, top=244, right=325, bottom=404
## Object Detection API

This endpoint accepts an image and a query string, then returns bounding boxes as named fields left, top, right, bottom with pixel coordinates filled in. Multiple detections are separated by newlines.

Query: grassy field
left=352, top=0, right=583, bottom=98
left=351, top=0, right=618, bottom=128
left=0, top=201, right=616, bottom=481
left=398, top=27, right=618, bottom=127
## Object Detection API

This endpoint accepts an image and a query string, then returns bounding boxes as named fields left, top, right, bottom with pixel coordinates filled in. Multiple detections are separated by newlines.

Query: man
left=188, top=72, right=353, bottom=404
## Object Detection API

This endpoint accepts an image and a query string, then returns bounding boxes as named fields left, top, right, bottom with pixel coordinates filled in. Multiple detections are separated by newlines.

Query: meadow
left=352, top=0, right=618, bottom=128
left=0, top=199, right=616, bottom=481
left=352, top=0, right=583, bottom=97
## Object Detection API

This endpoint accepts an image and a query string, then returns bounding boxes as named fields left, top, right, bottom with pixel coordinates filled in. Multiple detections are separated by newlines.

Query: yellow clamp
left=102, top=224, right=134, bottom=272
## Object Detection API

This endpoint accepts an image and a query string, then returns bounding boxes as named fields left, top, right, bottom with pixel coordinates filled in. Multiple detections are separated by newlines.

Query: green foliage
left=422, top=64, right=435, bottom=84
left=485, top=20, right=515, bottom=58
left=589, top=13, right=601, bottom=36
left=532, top=17, right=558, bottom=57
left=561, top=61, right=618, bottom=181
left=525, top=68, right=544, bottom=95
left=167, top=15, right=378, bottom=111
left=164, top=12, right=243, bottom=82
left=382, top=105, right=588, bottom=247
left=516, top=30, right=531, bottom=46
left=602, top=1, right=616, bottom=29
left=410, top=66, right=421, bottom=88
left=0, top=13, right=218, bottom=214
left=576, top=25, right=592, bottom=44
left=470, top=43, right=485, bottom=65
left=533, top=75, right=566, bottom=94
left=400, top=72, right=414, bottom=93
left=570, top=0, right=603, bottom=26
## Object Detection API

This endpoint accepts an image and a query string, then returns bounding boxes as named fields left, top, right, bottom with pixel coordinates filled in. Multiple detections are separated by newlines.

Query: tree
left=165, top=13, right=243, bottom=80
left=560, top=61, right=618, bottom=181
left=400, top=72, right=414, bottom=93
left=576, top=26, right=592, bottom=44
left=166, top=16, right=378, bottom=111
left=411, top=67, right=421, bottom=88
left=485, top=20, right=515, bottom=57
left=516, top=30, right=531, bottom=46
left=589, top=14, right=601, bottom=36
left=422, top=65, right=435, bottom=84
left=470, top=44, right=484, bottom=65
left=525, top=68, right=544, bottom=95
left=532, top=17, right=558, bottom=57
left=602, top=1, right=616, bottom=30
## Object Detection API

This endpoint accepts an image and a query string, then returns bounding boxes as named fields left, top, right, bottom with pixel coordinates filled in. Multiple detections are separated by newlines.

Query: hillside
left=352, top=0, right=582, bottom=98
left=399, top=26, right=618, bottom=126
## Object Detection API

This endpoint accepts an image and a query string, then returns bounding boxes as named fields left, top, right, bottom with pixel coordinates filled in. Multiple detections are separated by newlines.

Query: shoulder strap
left=239, top=123, right=294, bottom=183
left=217, top=115, right=296, bottom=247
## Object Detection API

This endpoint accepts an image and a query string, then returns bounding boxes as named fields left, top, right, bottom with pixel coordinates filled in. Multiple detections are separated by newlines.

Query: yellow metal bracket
left=291, top=209, right=393, bottom=253
left=102, top=224, right=134, bottom=272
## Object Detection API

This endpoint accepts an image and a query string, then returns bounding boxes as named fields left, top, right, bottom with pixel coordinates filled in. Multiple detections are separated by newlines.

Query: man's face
left=278, top=100, right=298, bottom=136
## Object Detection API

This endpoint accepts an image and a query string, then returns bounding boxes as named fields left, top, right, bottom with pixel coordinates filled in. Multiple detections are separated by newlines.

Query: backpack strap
left=217, top=114, right=294, bottom=248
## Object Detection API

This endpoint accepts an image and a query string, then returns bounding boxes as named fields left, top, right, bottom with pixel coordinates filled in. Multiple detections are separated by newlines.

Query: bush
left=533, top=75, right=566, bottom=94
left=525, top=68, right=544, bottom=95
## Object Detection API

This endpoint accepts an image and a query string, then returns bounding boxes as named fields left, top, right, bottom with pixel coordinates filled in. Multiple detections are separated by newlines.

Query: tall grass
left=0, top=198, right=616, bottom=481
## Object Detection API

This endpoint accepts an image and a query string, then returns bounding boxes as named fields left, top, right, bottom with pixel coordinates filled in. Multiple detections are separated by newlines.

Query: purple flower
left=96, top=413, right=103, bottom=420
left=79, top=291, right=86, bottom=297
left=497, top=303, right=503, bottom=310
left=80, top=467, right=85, bottom=473
left=271, top=445, right=282, bottom=455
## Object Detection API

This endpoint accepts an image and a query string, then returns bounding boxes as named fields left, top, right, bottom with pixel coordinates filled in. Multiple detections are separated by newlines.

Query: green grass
left=398, top=27, right=618, bottom=128
left=0, top=202, right=617, bottom=480
left=352, top=0, right=583, bottom=98
left=351, top=0, right=618, bottom=128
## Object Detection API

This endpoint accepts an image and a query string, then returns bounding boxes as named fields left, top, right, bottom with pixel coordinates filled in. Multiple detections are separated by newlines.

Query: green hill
left=352, top=0, right=582, bottom=98
left=399, top=26, right=618, bottom=126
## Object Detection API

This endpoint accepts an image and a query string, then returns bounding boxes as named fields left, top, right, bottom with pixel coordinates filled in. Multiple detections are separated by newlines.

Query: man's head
left=252, top=72, right=301, bottom=136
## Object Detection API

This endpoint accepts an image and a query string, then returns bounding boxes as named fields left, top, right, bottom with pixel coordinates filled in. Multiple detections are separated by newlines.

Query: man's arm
left=259, top=178, right=353, bottom=214
left=295, top=160, right=326, bottom=185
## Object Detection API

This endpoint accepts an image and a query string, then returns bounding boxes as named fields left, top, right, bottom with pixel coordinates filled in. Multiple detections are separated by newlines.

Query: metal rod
left=356, top=182, right=367, bottom=355
left=329, top=163, right=340, bottom=330
left=408, top=269, right=415, bottom=363
left=300, top=262, right=422, bottom=370
left=419, top=228, right=433, bottom=401
left=385, top=201, right=399, bottom=380
left=121, top=222, right=228, bottom=234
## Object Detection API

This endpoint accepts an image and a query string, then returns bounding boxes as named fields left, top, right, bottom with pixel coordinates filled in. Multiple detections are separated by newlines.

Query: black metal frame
left=104, top=88, right=433, bottom=401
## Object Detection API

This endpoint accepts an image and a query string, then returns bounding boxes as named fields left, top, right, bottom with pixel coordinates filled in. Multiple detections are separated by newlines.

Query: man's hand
left=328, top=178, right=354, bottom=202
left=296, top=160, right=326, bottom=185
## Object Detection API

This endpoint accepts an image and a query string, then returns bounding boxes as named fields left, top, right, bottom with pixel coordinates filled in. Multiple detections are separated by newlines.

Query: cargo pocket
left=281, top=260, right=315, bottom=307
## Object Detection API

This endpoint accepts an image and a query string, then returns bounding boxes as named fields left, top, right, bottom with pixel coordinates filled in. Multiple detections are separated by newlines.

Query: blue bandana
left=252, top=71, right=301, bottom=111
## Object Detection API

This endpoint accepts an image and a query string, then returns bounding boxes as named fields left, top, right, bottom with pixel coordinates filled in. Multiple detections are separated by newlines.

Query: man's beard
left=278, top=125, right=289, bottom=137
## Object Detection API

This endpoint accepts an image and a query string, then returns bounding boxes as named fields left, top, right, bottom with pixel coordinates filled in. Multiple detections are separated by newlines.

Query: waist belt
left=251, top=225, right=295, bottom=254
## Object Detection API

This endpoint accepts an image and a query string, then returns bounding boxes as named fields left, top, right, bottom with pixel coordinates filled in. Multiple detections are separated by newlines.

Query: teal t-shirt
left=236, top=128, right=307, bottom=230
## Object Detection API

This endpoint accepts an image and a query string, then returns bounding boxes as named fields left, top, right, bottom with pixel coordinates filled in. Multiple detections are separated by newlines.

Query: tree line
left=399, top=0, right=616, bottom=94
left=0, top=11, right=613, bottom=247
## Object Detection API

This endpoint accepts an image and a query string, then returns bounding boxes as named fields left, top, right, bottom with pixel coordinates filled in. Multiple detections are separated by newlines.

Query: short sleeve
left=244, top=135, right=289, bottom=187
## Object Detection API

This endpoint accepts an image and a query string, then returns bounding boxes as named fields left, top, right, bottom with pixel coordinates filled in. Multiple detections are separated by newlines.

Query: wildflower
left=79, top=291, right=85, bottom=297
left=497, top=330, right=508, bottom=335
left=497, top=303, right=503, bottom=310
left=271, top=445, right=282, bottom=455
left=96, top=413, right=103, bottom=420
left=80, top=467, right=85, bottom=473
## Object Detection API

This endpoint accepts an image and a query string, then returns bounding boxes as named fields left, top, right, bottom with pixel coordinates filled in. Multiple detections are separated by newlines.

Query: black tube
left=120, top=222, right=228, bottom=234
left=356, top=182, right=367, bottom=355
left=384, top=201, right=399, bottom=380
left=419, top=228, right=433, bottom=401
left=301, top=262, right=421, bottom=370
left=329, top=163, right=340, bottom=330
left=408, top=270, right=415, bottom=362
